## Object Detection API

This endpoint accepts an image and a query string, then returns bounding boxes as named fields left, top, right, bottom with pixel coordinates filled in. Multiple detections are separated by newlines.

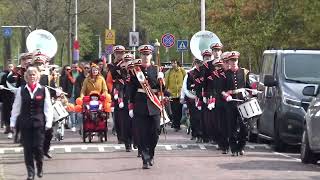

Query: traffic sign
left=161, top=33, right=175, bottom=48
left=177, top=40, right=188, bottom=51
left=105, top=29, right=115, bottom=45
left=3, top=27, right=12, bottom=38
left=129, top=32, right=139, bottom=47
left=105, top=45, right=113, bottom=55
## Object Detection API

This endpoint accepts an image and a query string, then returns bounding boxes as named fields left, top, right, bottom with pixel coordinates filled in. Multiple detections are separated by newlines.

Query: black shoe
left=142, top=163, right=149, bottom=169
left=44, top=153, right=52, bottom=159
left=37, top=170, right=43, bottom=178
left=148, top=158, right=154, bottom=166
left=222, top=150, right=228, bottom=154
left=137, top=151, right=142, bottom=157
left=239, top=150, right=244, bottom=156
left=196, top=138, right=202, bottom=143
left=190, top=136, right=196, bottom=140
left=26, top=176, right=34, bottom=180
left=64, top=124, right=70, bottom=129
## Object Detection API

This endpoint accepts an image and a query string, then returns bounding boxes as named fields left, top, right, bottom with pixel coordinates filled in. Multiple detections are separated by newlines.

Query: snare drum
left=53, top=101, right=69, bottom=122
left=237, top=98, right=262, bottom=119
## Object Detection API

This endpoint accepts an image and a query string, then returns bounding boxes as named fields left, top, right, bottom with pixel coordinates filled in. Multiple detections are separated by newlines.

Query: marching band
left=0, top=29, right=261, bottom=179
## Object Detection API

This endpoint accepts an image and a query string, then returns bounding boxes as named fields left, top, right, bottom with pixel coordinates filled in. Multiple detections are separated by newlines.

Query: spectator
left=165, top=59, right=186, bottom=131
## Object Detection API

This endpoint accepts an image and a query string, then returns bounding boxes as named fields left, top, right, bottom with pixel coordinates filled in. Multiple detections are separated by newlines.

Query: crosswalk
left=0, top=143, right=271, bottom=154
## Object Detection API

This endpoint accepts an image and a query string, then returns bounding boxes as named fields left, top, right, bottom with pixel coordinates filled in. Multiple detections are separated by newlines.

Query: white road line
left=81, top=146, right=88, bottom=150
left=247, top=145, right=255, bottom=149
left=14, top=148, right=22, bottom=153
left=98, top=147, right=104, bottom=152
left=199, top=145, right=206, bottom=150
left=273, top=152, right=300, bottom=161
left=164, top=145, right=172, bottom=150
left=65, top=147, right=71, bottom=152
left=0, top=149, right=4, bottom=154
left=114, top=146, right=121, bottom=150
left=181, top=144, right=188, bottom=148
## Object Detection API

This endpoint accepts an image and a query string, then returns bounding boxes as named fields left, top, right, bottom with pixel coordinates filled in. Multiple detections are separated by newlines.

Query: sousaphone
left=26, top=29, right=58, bottom=59
left=190, top=30, right=221, bottom=61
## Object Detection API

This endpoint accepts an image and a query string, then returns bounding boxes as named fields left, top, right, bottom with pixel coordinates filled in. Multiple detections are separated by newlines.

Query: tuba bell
left=190, top=30, right=221, bottom=61
left=26, top=29, right=58, bottom=60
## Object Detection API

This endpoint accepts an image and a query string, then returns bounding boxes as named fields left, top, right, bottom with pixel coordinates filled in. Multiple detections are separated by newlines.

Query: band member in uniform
left=115, top=53, right=134, bottom=151
left=182, top=58, right=203, bottom=142
left=106, top=45, right=126, bottom=142
left=127, top=45, right=164, bottom=169
left=222, top=51, right=250, bottom=156
left=10, top=66, right=53, bottom=180
left=6, top=53, right=33, bottom=141
left=196, top=49, right=214, bottom=143
left=210, top=42, right=223, bottom=64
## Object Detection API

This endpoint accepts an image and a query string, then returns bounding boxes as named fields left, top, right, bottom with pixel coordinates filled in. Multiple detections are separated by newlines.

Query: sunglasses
left=66, top=68, right=71, bottom=71
left=84, top=67, right=90, bottom=69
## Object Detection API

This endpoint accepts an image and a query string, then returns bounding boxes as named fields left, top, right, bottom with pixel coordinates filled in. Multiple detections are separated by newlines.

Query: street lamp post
left=95, top=35, right=102, bottom=58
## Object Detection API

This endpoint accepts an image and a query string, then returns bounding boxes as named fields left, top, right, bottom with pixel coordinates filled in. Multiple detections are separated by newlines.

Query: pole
left=108, top=0, right=112, bottom=64
left=201, top=0, right=205, bottom=31
left=181, top=51, right=184, bottom=65
left=98, top=35, right=101, bottom=58
left=132, top=0, right=136, bottom=58
left=75, top=0, right=78, bottom=41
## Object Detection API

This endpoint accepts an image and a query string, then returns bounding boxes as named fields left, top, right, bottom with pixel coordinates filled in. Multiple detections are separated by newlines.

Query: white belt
left=137, top=88, right=158, bottom=93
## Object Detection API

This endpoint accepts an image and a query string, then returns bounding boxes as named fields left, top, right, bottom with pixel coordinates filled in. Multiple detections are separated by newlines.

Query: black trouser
left=21, top=126, right=45, bottom=177
left=115, top=108, right=132, bottom=146
left=227, top=102, right=248, bottom=152
left=43, top=128, right=53, bottom=155
left=1, top=96, right=14, bottom=131
left=215, top=104, right=228, bottom=150
left=186, top=99, right=201, bottom=138
left=170, top=98, right=182, bottom=129
left=135, top=114, right=160, bottom=164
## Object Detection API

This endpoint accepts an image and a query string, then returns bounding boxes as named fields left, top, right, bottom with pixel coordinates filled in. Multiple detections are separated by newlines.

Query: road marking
left=98, top=147, right=104, bottom=152
left=14, top=148, right=22, bottom=153
left=65, top=147, right=71, bottom=152
left=181, top=144, right=188, bottom=148
left=199, top=145, right=206, bottom=150
left=164, top=145, right=172, bottom=150
left=273, top=152, right=300, bottom=161
left=0, top=143, right=272, bottom=154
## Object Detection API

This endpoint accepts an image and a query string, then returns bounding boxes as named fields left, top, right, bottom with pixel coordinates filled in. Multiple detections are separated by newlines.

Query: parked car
left=257, top=50, right=320, bottom=151
left=300, top=85, right=320, bottom=164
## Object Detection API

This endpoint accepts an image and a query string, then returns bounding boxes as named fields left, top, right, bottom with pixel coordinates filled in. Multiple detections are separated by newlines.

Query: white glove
left=251, top=89, right=258, bottom=95
left=111, top=107, right=114, bottom=112
left=56, top=89, right=63, bottom=96
left=203, top=97, right=207, bottom=104
left=233, top=88, right=245, bottom=94
left=180, top=98, right=185, bottom=104
left=129, top=109, right=134, bottom=118
left=0, top=85, right=4, bottom=90
left=197, top=105, right=202, bottom=111
left=226, top=95, right=232, bottom=102
left=207, top=98, right=216, bottom=110
left=114, top=93, right=118, bottom=100
left=157, top=72, right=164, bottom=79
left=119, top=102, right=124, bottom=108
left=183, top=104, right=187, bottom=109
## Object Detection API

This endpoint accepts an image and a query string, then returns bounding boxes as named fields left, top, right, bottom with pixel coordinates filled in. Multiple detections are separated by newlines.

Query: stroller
left=81, top=92, right=108, bottom=143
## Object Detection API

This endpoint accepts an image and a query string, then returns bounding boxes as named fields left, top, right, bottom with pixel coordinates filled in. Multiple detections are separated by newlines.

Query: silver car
left=301, top=85, right=320, bottom=164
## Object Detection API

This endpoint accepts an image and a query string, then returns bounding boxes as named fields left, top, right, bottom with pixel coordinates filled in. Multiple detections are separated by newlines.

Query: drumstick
left=45, top=86, right=68, bottom=95
left=244, top=88, right=263, bottom=93
left=230, top=98, right=244, bottom=102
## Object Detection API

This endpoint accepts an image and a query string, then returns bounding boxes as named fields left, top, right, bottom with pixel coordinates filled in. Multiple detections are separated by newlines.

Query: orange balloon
left=67, top=103, right=75, bottom=112
left=105, top=93, right=111, bottom=103
left=74, top=105, right=82, bottom=113
left=105, top=106, right=111, bottom=112
left=76, top=97, right=83, bottom=106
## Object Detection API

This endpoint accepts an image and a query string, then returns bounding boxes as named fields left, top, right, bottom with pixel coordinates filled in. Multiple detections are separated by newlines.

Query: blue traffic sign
left=2, top=27, right=12, bottom=38
left=105, top=45, right=113, bottom=55
left=161, top=33, right=175, bottom=48
left=177, top=40, right=188, bottom=51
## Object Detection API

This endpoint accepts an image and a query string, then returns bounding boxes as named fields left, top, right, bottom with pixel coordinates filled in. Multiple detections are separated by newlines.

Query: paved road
left=0, top=125, right=320, bottom=180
